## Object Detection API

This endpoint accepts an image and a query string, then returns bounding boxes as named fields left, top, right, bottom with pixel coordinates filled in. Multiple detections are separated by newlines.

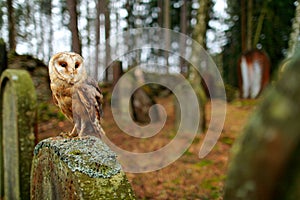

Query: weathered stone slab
left=0, top=69, right=37, bottom=200
left=31, top=136, right=136, bottom=200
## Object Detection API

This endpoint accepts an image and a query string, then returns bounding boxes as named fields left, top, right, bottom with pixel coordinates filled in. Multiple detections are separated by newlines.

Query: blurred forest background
left=0, top=0, right=299, bottom=86
left=1, top=0, right=300, bottom=199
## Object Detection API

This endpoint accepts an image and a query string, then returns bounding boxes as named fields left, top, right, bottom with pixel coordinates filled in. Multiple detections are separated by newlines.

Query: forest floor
left=38, top=95, right=259, bottom=200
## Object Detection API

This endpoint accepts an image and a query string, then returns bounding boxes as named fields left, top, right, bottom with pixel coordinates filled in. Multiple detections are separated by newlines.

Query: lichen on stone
left=34, top=136, right=121, bottom=178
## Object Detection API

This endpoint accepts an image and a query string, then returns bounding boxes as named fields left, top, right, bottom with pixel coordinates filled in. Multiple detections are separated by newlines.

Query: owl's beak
left=70, top=68, right=76, bottom=78
left=69, top=70, right=79, bottom=84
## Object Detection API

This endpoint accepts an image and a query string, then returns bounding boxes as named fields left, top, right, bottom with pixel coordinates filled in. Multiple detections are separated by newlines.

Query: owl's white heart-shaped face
left=49, top=52, right=87, bottom=84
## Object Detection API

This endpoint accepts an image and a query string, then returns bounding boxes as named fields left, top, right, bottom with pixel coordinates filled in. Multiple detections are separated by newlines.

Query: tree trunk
left=48, top=1, right=53, bottom=60
left=105, top=0, right=111, bottom=82
left=66, top=0, right=81, bottom=54
left=241, top=0, right=246, bottom=52
left=39, top=11, right=45, bottom=59
left=33, top=5, right=39, bottom=57
left=191, top=0, right=211, bottom=77
left=164, top=0, right=170, bottom=73
left=287, top=0, right=300, bottom=58
left=246, top=0, right=253, bottom=50
left=193, top=0, right=210, bottom=49
left=95, top=0, right=101, bottom=80
left=112, top=61, right=123, bottom=87
left=7, top=0, right=16, bottom=52
left=180, top=0, right=187, bottom=76
left=158, top=0, right=163, bottom=27
left=253, top=1, right=268, bottom=48
left=188, top=0, right=211, bottom=132
left=85, top=0, right=92, bottom=72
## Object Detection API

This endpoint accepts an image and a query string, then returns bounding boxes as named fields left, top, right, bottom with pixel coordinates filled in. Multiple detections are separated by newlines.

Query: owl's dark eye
left=59, top=62, right=67, bottom=68
left=75, top=62, right=80, bottom=69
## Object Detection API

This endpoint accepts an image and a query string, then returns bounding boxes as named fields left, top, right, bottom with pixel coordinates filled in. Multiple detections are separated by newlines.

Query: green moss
left=220, top=136, right=235, bottom=145
left=195, top=159, right=214, bottom=168
left=225, top=84, right=238, bottom=102
left=183, top=149, right=193, bottom=157
left=0, top=69, right=37, bottom=199
left=34, top=136, right=121, bottom=178
left=31, top=136, right=136, bottom=199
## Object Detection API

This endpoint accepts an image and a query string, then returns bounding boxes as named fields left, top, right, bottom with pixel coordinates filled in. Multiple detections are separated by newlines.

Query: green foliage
left=200, top=175, right=225, bottom=199
left=38, top=102, right=66, bottom=122
left=220, top=136, right=235, bottom=145
left=225, top=84, right=239, bottom=102
left=195, top=159, right=214, bottom=167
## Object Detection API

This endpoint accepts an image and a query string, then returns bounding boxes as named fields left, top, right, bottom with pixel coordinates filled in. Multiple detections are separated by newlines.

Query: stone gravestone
left=224, top=55, right=300, bottom=199
left=31, top=136, right=136, bottom=200
left=0, top=69, right=37, bottom=200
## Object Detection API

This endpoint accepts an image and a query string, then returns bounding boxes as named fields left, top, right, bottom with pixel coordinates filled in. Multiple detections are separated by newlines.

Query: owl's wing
left=52, top=94, right=59, bottom=105
left=72, top=78, right=105, bottom=138
left=50, top=83, right=59, bottom=106
left=85, top=77, right=104, bottom=119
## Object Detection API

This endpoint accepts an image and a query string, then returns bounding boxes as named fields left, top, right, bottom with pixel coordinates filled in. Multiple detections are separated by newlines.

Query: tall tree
left=39, top=0, right=53, bottom=60
left=7, top=0, right=16, bottom=52
left=95, top=0, right=101, bottom=80
left=85, top=0, right=92, bottom=71
left=164, top=0, right=170, bottom=73
left=246, top=0, right=253, bottom=50
left=47, top=0, right=53, bottom=59
left=190, top=0, right=212, bottom=131
left=105, top=0, right=111, bottom=81
left=38, top=5, right=45, bottom=58
left=253, top=0, right=269, bottom=48
left=157, top=0, right=163, bottom=27
left=66, top=0, right=81, bottom=54
left=287, top=0, right=300, bottom=58
left=192, top=0, right=212, bottom=81
left=193, top=0, right=210, bottom=49
left=180, top=0, right=187, bottom=75
left=241, top=0, right=246, bottom=52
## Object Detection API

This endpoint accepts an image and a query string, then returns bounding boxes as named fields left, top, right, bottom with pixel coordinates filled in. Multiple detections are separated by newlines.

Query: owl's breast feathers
left=50, top=81, right=74, bottom=122
left=50, top=75, right=104, bottom=137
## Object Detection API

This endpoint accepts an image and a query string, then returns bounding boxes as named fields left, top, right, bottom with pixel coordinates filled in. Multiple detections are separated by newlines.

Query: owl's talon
left=68, top=131, right=78, bottom=138
left=59, top=132, right=71, bottom=138
left=59, top=131, right=78, bottom=138
left=68, top=126, right=78, bottom=137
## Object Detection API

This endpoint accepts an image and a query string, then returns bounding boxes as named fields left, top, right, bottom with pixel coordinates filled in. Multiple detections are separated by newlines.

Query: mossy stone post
left=224, top=55, right=300, bottom=199
left=0, top=69, right=37, bottom=200
left=31, top=136, right=136, bottom=200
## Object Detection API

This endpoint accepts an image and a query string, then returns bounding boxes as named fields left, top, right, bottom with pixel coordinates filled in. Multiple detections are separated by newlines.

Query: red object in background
left=238, top=49, right=270, bottom=99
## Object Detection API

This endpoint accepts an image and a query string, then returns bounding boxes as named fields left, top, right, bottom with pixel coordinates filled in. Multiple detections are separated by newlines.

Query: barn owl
left=48, top=52, right=105, bottom=138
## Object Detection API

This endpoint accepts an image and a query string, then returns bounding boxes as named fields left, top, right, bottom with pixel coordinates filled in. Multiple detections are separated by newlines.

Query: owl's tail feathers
left=74, top=121, right=105, bottom=139
left=99, top=126, right=106, bottom=136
